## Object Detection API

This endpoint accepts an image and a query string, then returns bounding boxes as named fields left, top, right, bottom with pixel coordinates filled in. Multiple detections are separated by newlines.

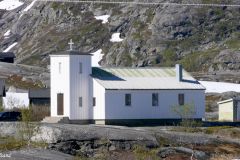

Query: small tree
left=172, top=103, right=202, bottom=160
left=172, top=103, right=199, bottom=128
left=18, top=107, right=41, bottom=147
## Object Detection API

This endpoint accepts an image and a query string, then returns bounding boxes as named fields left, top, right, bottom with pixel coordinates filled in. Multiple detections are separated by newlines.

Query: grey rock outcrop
left=1, top=0, right=240, bottom=72
left=211, top=49, right=240, bottom=71
left=158, top=147, right=209, bottom=160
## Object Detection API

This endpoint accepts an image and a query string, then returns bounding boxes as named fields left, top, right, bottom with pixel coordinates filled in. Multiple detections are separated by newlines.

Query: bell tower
left=50, top=40, right=93, bottom=120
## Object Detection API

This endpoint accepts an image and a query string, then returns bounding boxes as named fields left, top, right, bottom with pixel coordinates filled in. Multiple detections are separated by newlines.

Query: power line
left=24, top=0, right=240, bottom=7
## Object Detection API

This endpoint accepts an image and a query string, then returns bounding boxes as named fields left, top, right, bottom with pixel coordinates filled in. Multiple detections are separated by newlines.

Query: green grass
left=22, top=54, right=42, bottom=66
left=0, top=136, right=27, bottom=151
left=0, top=136, right=48, bottom=151
left=161, top=48, right=177, bottom=66
left=204, top=126, right=233, bottom=134
left=180, top=48, right=219, bottom=72
left=132, top=20, right=152, bottom=41
left=145, top=8, right=155, bottom=23
left=133, top=145, right=159, bottom=160
left=225, top=39, right=240, bottom=50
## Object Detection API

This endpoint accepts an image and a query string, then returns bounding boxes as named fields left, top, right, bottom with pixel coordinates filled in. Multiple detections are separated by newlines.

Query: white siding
left=219, top=101, right=234, bottom=122
left=69, top=55, right=92, bottom=120
left=50, top=55, right=70, bottom=117
left=93, top=79, right=105, bottom=119
left=104, top=90, right=205, bottom=119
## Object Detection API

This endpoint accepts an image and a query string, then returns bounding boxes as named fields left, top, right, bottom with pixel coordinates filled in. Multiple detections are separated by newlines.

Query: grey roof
left=0, top=52, right=15, bottom=59
left=92, top=67, right=205, bottom=90
left=29, top=88, right=50, bottom=98
left=218, top=97, right=240, bottom=104
left=50, top=50, right=92, bottom=56
left=8, top=86, right=28, bottom=93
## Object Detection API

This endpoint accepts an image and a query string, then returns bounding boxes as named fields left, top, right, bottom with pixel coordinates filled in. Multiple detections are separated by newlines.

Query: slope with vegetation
left=0, top=0, right=239, bottom=73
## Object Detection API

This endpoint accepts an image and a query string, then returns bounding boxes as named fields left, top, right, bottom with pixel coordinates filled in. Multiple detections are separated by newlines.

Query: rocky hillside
left=0, top=0, right=240, bottom=72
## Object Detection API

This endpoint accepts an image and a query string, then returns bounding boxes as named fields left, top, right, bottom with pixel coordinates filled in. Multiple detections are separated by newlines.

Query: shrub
left=204, top=126, right=233, bottom=134
left=133, top=145, right=159, bottom=160
left=0, top=136, right=27, bottom=151
left=172, top=103, right=203, bottom=130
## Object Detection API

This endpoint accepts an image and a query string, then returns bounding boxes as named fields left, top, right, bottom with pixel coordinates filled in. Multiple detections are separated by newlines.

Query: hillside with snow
left=0, top=0, right=240, bottom=72
left=0, top=0, right=240, bottom=91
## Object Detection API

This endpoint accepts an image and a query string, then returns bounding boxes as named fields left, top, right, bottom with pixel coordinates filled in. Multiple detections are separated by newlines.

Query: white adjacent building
left=218, top=98, right=240, bottom=122
left=50, top=46, right=205, bottom=125
left=3, top=87, right=29, bottom=110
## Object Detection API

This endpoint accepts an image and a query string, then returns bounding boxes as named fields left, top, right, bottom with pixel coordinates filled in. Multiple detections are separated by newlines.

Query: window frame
left=79, top=62, right=82, bottom=74
left=125, top=94, right=131, bottom=106
left=58, top=62, right=62, bottom=74
left=93, top=97, right=96, bottom=107
left=178, top=93, right=185, bottom=106
left=79, top=97, right=82, bottom=107
left=152, top=93, right=159, bottom=107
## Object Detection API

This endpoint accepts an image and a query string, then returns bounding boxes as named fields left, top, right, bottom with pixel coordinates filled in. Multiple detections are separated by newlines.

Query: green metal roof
left=92, top=67, right=190, bottom=78
left=92, top=67, right=205, bottom=90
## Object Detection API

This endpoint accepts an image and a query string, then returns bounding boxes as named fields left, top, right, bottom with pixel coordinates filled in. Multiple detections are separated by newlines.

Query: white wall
left=104, top=90, right=205, bottom=119
left=219, top=101, right=234, bottom=122
left=3, top=92, right=29, bottom=110
left=93, top=79, right=105, bottom=119
left=69, top=55, right=92, bottom=120
left=50, top=54, right=92, bottom=120
left=50, top=55, right=70, bottom=117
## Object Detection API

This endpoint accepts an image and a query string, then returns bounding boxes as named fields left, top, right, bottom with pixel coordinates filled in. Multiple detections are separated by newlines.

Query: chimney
left=176, top=64, right=183, bottom=82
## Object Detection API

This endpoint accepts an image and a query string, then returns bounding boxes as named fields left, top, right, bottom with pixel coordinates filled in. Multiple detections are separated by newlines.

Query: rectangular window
left=93, top=97, right=96, bottom=107
left=152, top=93, right=159, bottom=106
left=178, top=94, right=184, bottom=105
left=125, top=94, right=131, bottom=106
left=58, top=62, right=62, bottom=74
left=79, top=62, right=82, bottom=74
left=79, top=97, right=82, bottom=107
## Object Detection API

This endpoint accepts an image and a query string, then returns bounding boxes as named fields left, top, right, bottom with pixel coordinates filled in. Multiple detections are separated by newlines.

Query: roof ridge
left=92, top=67, right=175, bottom=69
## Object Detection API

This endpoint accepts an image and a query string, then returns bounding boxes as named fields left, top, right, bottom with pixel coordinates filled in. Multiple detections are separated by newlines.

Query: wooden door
left=57, top=93, right=64, bottom=115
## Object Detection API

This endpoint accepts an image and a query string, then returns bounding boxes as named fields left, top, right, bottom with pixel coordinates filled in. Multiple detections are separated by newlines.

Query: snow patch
left=23, top=0, right=36, bottom=12
left=94, top=15, right=110, bottom=24
left=199, top=81, right=240, bottom=93
left=19, top=0, right=37, bottom=18
left=3, top=30, right=11, bottom=38
left=0, top=0, right=23, bottom=11
left=3, top=42, right=18, bottom=52
left=110, top=33, right=124, bottom=42
left=91, top=49, right=103, bottom=67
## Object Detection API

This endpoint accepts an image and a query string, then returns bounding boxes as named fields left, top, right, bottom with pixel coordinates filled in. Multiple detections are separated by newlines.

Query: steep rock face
left=0, top=0, right=240, bottom=72
left=211, top=49, right=240, bottom=71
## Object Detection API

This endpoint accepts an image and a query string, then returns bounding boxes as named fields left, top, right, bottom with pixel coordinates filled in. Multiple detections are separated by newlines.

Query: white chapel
left=49, top=40, right=205, bottom=125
